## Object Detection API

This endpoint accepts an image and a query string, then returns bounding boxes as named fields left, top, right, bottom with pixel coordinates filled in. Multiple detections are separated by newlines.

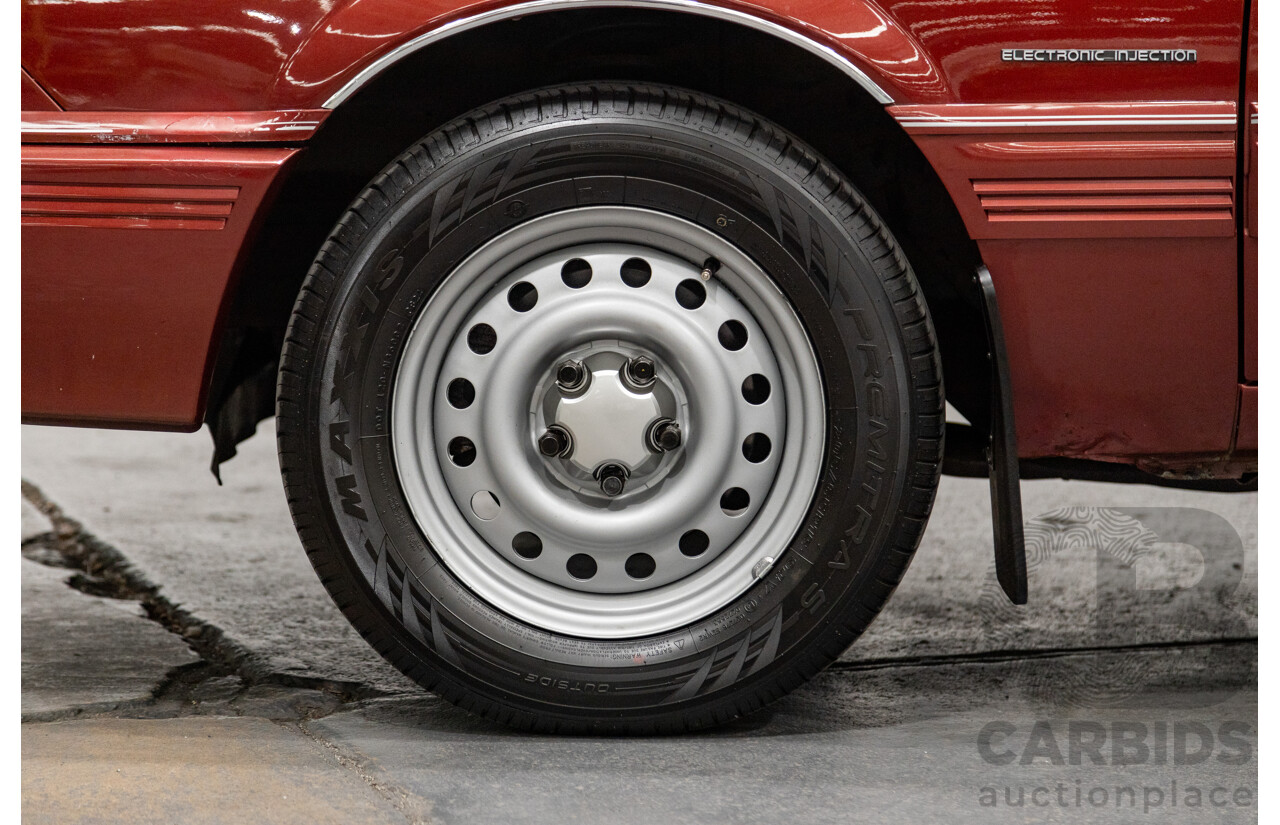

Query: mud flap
left=976, top=266, right=1028, bottom=605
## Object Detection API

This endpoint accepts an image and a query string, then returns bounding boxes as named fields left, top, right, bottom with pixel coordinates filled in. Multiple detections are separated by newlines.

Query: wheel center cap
left=555, top=364, right=662, bottom=473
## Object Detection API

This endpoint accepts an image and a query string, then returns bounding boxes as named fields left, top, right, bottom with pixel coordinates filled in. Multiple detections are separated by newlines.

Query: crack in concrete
left=831, top=636, right=1259, bottom=673
left=21, top=479, right=394, bottom=725
left=22, top=478, right=439, bottom=822
left=295, top=720, right=436, bottom=825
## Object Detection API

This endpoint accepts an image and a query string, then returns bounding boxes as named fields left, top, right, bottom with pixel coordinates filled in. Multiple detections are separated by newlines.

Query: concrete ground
left=21, top=423, right=1257, bottom=824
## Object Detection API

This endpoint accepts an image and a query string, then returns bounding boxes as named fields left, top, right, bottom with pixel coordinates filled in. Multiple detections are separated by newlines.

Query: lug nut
left=556, top=360, right=587, bottom=392
left=595, top=463, right=629, bottom=497
left=538, top=426, right=572, bottom=458
left=625, top=356, right=656, bottom=388
left=648, top=418, right=682, bottom=452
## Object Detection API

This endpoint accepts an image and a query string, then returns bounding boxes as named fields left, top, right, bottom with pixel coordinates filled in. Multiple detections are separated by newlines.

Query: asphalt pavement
left=21, top=423, right=1258, bottom=824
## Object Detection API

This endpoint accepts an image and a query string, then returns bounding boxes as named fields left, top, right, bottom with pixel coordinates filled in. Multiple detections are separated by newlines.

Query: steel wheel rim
left=392, top=207, right=825, bottom=638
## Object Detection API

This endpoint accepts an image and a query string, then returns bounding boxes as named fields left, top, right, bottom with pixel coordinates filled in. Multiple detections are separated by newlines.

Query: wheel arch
left=207, top=6, right=991, bottom=472
left=313, top=0, right=898, bottom=110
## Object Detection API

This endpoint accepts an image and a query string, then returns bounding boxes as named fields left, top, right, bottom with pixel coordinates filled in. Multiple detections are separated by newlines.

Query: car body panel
left=897, top=100, right=1241, bottom=459
left=21, top=0, right=1244, bottom=111
left=21, top=68, right=60, bottom=111
left=20, top=0, right=1257, bottom=472
left=21, top=145, right=297, bottom=430
left=1237, top=385, right=1257, bottom=452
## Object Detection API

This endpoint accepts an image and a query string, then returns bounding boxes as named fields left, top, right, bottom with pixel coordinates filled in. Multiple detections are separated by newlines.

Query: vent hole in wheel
left=566, top=553, right=598, bottom=580
left=467, top=323, right=497, bottom=354
left=512, top=532, right=542, bottom=559
left=742, top=433, right=772, bottom=463
left=447, top=378, right=475, bottom=409
left=675, top=279, right=706, bottom=309
left=720, top=487, right=750, bottom=516
left=561, top=258, right=592, bottom=288
left=679, top=530, right=710, bottom=557
left=718, top=320, right=748, bottom=350
left=620, top=258, right=652, bottom=287
left=625, top=553, right=656, bottom=579
left=507, top=282, right=538, bottom=312
left=741, top=374, right=771, bottom=404
left=447, top=437, right=477, bottom=466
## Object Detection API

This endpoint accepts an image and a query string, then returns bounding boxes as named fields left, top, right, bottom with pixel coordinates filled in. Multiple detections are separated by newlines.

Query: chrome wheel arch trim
left=321, top=0, right=895, bottom=109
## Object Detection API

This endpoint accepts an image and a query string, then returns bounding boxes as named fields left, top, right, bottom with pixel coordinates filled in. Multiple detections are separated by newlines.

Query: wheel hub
left=391, top=207, right=825, bottom=637
left=540, top=349, right=680, bottom=493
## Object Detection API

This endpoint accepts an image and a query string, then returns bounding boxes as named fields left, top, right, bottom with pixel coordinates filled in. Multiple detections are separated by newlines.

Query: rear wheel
left=277, top=84, right=943, bottom=732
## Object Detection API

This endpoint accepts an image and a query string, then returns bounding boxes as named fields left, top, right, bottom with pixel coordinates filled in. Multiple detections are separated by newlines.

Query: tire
left=277, top=84, right=943, bottom=732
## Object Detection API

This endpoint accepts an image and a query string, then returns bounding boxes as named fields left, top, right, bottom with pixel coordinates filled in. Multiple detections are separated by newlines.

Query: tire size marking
left=799, top=422, right=845, bottom=557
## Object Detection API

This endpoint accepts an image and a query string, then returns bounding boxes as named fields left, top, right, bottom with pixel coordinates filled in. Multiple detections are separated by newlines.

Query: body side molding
left=21, top=110, right=329, bottom=145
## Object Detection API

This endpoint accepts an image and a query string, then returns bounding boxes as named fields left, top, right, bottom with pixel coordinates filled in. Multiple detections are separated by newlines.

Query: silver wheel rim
left=392, top=207, right=825, bottom=638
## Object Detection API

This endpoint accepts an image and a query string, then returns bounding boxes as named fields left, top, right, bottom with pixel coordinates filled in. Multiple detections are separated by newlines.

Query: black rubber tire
left=277, top=84, right=943, bottom=733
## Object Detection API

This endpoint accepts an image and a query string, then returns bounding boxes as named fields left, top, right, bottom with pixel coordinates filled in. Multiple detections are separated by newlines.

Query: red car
left=21, top=0, right=1258, bottom=731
